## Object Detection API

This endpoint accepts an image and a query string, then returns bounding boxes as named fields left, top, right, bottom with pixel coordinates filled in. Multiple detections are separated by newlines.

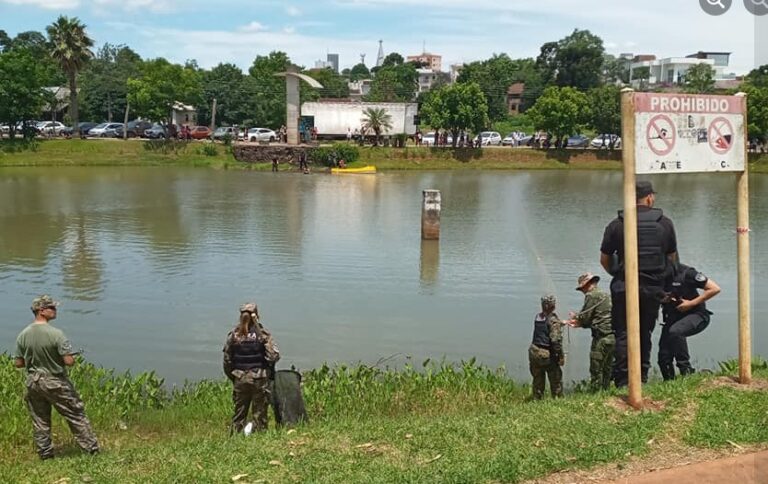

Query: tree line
left=1, top=19, right=767, bottom=146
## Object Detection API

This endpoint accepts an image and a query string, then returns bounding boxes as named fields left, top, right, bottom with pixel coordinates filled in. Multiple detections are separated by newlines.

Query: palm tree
left=361, top=107, right=393, bottom=146
left=47, top=16, right=94, bottom=137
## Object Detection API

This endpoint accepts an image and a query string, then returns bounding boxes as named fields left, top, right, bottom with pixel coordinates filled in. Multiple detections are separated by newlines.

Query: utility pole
left=123, top=102, right=130, bottom=140
left=210, top=98, right=217, bottom=131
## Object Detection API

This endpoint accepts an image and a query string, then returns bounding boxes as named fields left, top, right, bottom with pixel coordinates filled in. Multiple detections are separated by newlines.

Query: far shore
left=2, top=138, right=767, bottom=173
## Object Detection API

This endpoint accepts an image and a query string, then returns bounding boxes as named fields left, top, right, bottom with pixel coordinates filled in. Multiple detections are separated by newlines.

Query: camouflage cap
left=541, top=294, right=556, bottom=308
left=31, top=295, right=60, bottom=312
left=239, top=302, right=257, bottom=313
left=576, top=272, right=600, bottom=290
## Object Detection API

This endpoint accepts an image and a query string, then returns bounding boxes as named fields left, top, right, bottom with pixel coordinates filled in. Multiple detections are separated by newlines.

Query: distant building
left=628, top=51, right=735, bottom=88
left=376, top=40, right=385, bottom=67
left=407, top=52, right=442, bottom=72
left=314, top=59, right=333, bottom=69
left=416, top=69, right=440, bottom=93
left=506, top=83, right=525, bottom=115
left=348, top=79, right=373, bottom=99
left=171, top=102, right=197, bottom=126
left=327, top=53, right=339, bottom=73
left=41, top=86, right=73, bottom=121
left=449, top=63, right=463, bottom=83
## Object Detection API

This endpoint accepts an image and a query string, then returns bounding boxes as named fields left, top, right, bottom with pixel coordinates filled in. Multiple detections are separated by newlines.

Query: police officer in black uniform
left=658, top=263, right=720, bottom=380
left=600, top=181, right=678, bottom=387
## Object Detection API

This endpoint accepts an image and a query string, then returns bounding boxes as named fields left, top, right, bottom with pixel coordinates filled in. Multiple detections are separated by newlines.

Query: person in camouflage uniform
left=223, top=302, right=280, bottom=434
left=528, top=295, right=564, bottom=400
left=565, top=273, right=615, bottom=390
left=14, top=295, right=99, bottom=460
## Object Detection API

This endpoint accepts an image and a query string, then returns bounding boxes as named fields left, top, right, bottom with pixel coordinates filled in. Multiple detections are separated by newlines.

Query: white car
left=89, top=123, right=124, bottom=137
left=476, top=131, right=502, bottom=146
left=591, top=134, right=622, bottom=149
left=421, top=132, right=454, bottom=146
left=247, top=127, right=277, bottom=143
left=37, top=121, right=67, bottom=136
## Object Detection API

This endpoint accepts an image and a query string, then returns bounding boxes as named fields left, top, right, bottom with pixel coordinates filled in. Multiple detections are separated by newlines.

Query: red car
left=189, top=126, right=212, bottom=140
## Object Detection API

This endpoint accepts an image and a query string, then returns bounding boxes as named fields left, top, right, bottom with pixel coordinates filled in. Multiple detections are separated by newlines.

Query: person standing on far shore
left=15, top=295, right=100, bottom=460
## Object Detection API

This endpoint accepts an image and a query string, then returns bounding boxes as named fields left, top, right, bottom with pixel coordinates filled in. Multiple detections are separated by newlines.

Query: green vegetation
left=308, top=143, right=360, bottom=167
left=421, top=82, right=489, bottom=147
left=1, top=354, right=766, bottom=482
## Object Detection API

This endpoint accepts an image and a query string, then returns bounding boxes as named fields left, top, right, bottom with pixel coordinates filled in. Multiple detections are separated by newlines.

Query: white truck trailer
left=300, top=101, right=419, bottom=140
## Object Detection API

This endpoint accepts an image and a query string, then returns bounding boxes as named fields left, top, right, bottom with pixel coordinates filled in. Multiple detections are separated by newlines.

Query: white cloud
left=286, top=5, right=301, bottom=16
left=1, top=0, right=79, bottom=9
left=239, top=21, right=267, bottom=32
left=283, top=26, right=296, bottom=34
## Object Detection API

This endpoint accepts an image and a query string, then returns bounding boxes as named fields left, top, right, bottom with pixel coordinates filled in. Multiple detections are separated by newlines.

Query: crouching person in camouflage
left=14, top=295, right=99, bottom=460
left=565, top=273, right=615, bottom=391
left=528, top=295, right=564, bottom=400
left=223, top=302, right=280, bottom=434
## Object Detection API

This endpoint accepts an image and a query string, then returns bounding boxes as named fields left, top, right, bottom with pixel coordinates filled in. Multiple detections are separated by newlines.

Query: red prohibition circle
left=708, top=117, right=734, bottom=155
left=646, top=114, right=676, bottom=156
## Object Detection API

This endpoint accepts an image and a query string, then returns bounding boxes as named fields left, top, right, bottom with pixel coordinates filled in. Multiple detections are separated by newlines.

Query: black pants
left=658, top=312, right=710, bottom=380
left=610, top=279, right=661, bottom=388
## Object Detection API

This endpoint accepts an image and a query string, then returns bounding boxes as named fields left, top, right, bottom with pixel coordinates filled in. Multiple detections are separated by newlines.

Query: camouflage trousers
left=24, top=373, right=99, bottom=459
left=589, top=335, right=616, bottom=391
left=528, top=345, right=563, bottom=400
left=231, top=371, right=271, bottom=434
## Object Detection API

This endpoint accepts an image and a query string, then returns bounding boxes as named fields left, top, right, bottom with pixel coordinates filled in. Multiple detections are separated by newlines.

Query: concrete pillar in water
left=421, top=189, right=441, bottom=240
left=286, top=75, right=299, bottom=145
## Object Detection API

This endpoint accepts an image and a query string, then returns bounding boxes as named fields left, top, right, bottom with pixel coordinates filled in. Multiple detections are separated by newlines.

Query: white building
left=171, top=102, right=196, bottom=126
left=629, top=51, right=734, bottom=88
left=417, top=68, right=439, bottom=93
left=348, top=79, right=373, bottom=99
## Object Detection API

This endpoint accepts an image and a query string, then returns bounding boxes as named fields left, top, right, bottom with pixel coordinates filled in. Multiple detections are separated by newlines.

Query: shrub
left=308, top=143, right=360, bottom=167
left=143, top=139, right=188, bottom=154
left=196, top=144, right=218, bottom=157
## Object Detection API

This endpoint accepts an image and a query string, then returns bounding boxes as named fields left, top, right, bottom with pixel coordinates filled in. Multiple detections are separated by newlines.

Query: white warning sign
left=634, top=93, right=746, bottom=174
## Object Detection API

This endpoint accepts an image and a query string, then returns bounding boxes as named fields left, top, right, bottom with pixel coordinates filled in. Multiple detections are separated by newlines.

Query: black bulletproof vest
left=618, top=208, right=667, bottom=279
left=532, top=313, right=551, bottom=348
left=231, top=333, right=269, bottom=371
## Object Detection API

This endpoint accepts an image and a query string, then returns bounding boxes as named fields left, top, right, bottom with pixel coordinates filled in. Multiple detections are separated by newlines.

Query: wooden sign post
left=621, top=89, right=751, bottom=407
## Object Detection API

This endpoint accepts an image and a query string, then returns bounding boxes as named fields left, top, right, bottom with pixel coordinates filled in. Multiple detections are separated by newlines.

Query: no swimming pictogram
left=646, top=114, right=676, bottom=156
left=708, top=117, right=734, bottom=155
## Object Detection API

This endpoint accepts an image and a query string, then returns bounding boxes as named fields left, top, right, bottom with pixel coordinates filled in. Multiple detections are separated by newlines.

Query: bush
left=308, top=143, right=360, bottom=167
left=196, top=144, right=218, bottom=157
left=0, top=138, right=39, bottom=154
left=143, top=139, right=189, bottom=154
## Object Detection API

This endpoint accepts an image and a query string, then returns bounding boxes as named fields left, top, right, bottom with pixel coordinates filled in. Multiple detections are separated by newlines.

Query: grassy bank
left=1, top=355, right=766, bottom=483
left=4, top=139, right=768, bottom=173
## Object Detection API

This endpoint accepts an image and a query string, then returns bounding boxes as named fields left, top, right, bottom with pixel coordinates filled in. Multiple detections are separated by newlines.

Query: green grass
left=1, top=355, right=766, bottom=483
left=5, top=139, right=768, bottom=173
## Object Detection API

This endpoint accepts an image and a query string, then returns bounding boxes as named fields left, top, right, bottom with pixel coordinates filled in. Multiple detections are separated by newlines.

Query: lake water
left=0, top=167, right=765, bottom=385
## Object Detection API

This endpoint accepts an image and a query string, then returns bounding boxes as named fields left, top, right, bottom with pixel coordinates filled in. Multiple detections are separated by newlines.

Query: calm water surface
left=0, top=167, right=765, bottom=384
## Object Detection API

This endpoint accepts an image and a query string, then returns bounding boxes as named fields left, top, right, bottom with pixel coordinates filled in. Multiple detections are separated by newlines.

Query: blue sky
left=0, top=0, right=764, bottom=74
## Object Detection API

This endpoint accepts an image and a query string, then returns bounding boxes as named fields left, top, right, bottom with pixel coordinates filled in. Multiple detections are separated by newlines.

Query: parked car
left=475, top=131, right=502, bottom=146
left=144, top=124, right=172, bottom=139
left=420, top=132, right=455, bottom=146
left=591, top=134, right=622, bottom=149
left=567, top=134, right=590, bottom=148
left=117, top=120, right=153, bottom=138
left=210, top=126, right=238, bottom=141
left=61, top=122, right=98, bottom=137
left=502, top=132, right=528, bottom=146
left=189, top=126, right=212, bottom=140
left=89, top=122, right=123, bottom=137
left=247, top=127, right=277, bottom=143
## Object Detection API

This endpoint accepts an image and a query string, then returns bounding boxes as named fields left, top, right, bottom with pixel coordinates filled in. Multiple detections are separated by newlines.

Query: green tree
left=587, top=85, right=621, bottom=148
left=602, top=54, right=629, bottom=85
left=2, top=30, right=64, bottom=86
left=683, top=64, right=715, bottom=93
left=527, top=86, right=590, bottom=145
left=127, top=58, right=201, bottom=125
left=198, top=62, right=249, bottom=127
left=80, top=44, right=142, bottom=122
left=382, top=52, right=404, bottom=67
left=420, top=82, right=489, bottom=147
left=0, top=49, right=47, bottom=138
left=632, top=66, right=651, bottom=91
left=744, top=85, right=768, bottom=143
left=548, top=29, right=606, bottom=90
left=47, top=16, right=94, bottom=136
left=349, top=63, right=370, bottom=81
left=361, top=107, right=393, bottom=145
left=366, top=62, right=418, bottom=102
left=745, top=65, right=768, bottom=89
left=248, top=51, right=293, bottom=128
left=305, top=67, right=349, bottom=99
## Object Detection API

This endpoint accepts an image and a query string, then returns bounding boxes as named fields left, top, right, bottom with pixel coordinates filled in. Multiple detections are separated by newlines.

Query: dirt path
left=604, top=450, right=768, bottom=483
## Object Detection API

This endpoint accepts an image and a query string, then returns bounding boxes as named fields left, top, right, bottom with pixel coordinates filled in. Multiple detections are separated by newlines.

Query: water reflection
left=420, top=240, right=440, bottom=287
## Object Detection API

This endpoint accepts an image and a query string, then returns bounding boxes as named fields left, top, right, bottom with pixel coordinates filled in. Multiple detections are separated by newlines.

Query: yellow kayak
left=331, top=165, right=377, bottom=174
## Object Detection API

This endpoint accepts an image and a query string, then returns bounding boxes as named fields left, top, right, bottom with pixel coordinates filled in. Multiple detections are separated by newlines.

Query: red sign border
left=708, top=116, right=735, bottom=155
left=645, top=114, right=676, bottom=156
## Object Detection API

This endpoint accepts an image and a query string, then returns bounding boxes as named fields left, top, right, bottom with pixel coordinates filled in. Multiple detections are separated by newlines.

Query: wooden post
left=621, top=89, right=643, bottom=409
left=421, top=190, right=441, bottom=240
left=736, top=93, right=751, bottom=384
left=122, top=102, right=130, bottom=140
left=210, top=98, right=217, bottom=131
